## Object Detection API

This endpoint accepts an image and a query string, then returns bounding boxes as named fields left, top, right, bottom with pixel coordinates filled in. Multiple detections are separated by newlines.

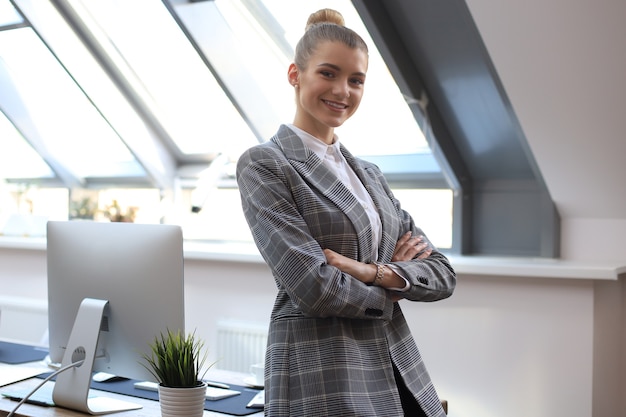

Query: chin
left=324, top=117, right=350, bottom=128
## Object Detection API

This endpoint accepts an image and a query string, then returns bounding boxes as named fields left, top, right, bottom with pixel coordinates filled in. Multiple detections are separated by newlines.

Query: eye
left=350, top=77, right=365, bottom=86
left=320, top=70, right=335, bottom=78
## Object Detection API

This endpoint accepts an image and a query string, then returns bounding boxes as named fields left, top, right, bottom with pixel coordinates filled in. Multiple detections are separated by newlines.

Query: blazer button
left=365, top=308, right=383, bottom=317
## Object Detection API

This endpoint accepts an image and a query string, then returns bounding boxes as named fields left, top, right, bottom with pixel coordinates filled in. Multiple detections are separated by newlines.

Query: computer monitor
left=46, top=220, right=185, bottom=414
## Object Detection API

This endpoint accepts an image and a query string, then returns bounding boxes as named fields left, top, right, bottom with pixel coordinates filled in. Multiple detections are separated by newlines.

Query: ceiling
left=464, top=0, right=626, bottom=219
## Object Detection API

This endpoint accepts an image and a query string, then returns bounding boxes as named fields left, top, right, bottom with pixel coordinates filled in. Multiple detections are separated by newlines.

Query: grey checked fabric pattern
left=237, top=125, right=455, bottom=416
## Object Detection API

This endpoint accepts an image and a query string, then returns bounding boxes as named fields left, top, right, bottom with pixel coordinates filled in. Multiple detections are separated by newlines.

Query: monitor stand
left=53, top=298, right=142, bottom=415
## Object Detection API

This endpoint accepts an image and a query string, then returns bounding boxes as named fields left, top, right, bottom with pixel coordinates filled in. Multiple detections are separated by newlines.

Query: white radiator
left=215, top=319, right=268, bottom=373
left=0, top=296, right=48, bottom=345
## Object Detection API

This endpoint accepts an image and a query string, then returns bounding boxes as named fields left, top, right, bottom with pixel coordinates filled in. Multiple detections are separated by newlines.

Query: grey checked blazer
left=236, top=125, right=456, bottom=417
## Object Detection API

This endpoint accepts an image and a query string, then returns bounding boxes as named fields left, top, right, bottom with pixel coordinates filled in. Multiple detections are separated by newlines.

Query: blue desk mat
left=37, top=373, right=262, bottom=416
left=0, top=341, right=48, bottom=364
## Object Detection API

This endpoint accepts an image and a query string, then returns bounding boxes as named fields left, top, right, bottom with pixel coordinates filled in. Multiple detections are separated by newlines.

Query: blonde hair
left=294, top=8, right=368, bottom=70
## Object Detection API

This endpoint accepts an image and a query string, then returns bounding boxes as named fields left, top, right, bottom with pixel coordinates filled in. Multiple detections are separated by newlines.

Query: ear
left=287, top=63, right=299, bottom=87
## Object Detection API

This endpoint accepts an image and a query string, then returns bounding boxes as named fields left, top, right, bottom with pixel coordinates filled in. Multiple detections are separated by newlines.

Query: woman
left=236, top=8, right=455, bottom=417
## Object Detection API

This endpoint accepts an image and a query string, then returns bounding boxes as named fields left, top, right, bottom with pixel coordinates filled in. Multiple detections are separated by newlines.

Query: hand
left=390, top=293, right=404, bottom=302
left=323, top=248, right=350, bottom=271
left=392, top=232, right=432, bottom=262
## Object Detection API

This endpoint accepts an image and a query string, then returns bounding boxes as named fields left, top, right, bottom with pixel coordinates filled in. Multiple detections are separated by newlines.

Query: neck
left=292, top=120, right=334, bottom=145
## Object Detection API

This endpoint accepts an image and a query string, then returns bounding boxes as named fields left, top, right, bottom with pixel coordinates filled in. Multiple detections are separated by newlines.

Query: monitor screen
left=46, top=220, right=185, bottom=413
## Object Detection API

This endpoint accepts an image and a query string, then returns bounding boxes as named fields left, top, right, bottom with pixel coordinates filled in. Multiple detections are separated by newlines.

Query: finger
left=393, top=232, right=412, bottom=255
left=417, top=248, right=432, bottom=260
left=393, top=240, right=421, bottom=262
left=397, top=231, right=412, bottom=245
left=394, top=238, right=417, bottom=259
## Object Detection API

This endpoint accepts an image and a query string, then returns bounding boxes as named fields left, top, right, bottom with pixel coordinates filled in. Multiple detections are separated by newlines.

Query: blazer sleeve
left=369, top=163, right=456, bottom=302
left=237, top=144, right=396, bottom=321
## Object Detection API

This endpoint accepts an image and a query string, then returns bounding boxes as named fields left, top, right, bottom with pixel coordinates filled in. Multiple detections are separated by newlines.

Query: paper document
left=0, top=364, right=44, bottom=387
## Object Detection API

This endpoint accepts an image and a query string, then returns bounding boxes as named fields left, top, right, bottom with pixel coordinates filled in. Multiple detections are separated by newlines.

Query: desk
left=0, top=368, right=263, bottom=417
left=1, top=378, right=160, bottom=416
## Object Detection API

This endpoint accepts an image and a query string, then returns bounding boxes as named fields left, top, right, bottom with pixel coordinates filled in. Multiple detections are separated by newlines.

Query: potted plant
left=142, top=329, right=209, bottom=417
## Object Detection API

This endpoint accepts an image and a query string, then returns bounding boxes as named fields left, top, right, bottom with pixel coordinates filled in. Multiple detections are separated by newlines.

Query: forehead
left=309, top=41, right=368, bottom=73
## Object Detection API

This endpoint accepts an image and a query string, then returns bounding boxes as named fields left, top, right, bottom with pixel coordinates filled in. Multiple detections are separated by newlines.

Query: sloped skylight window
left=0, top=27, right=144, bottom=180
left=72, top=0, right=258, bottom=159
left=223, top=0, right=430, bottom=156
left=0, top=109, right=53, bottom=179
left=0, top=0, right=21, bottom=26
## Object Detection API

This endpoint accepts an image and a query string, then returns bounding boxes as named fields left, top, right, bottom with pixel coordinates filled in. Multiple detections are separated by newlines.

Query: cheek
left=350, top=92, right=364, bottom=109
left=299, top=86, right=324, bottom=107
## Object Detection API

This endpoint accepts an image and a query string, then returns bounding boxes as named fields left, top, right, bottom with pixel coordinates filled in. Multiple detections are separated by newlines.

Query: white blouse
left=287, top=124, right=410, bottom=292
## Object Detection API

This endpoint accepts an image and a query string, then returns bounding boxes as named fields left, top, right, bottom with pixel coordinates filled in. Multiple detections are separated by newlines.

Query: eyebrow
left=317, top=62, right=366, bottom=78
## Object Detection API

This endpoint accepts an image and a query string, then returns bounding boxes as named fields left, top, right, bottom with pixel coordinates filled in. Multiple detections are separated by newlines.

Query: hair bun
left=305, top=8, right=345, bottom=30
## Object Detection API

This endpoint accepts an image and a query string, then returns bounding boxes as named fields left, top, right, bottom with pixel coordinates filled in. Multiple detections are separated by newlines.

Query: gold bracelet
left=373, top=262, right=385, bottom=286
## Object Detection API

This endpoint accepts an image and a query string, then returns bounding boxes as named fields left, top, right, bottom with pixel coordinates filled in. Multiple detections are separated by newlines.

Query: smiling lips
left=322, top=99, right=348, bottom=110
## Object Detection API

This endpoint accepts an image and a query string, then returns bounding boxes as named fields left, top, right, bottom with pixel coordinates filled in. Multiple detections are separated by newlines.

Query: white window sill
left=0, top=236, right=47, bottom=250
left=185, top=243, right=626, bottom=281
left=445, top=255, right=625, bottom=281
left=1, top=236, right=624, bottom=281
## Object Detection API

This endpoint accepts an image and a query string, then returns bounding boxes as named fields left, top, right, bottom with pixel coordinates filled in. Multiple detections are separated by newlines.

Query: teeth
left=324, top=100, right=346, bottom=109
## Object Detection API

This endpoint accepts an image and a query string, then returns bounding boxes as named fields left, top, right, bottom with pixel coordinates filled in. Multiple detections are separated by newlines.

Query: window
left=0, top=0, right=452, bottom=249
left=0, top=110, right=53, bottom=179
left=0, top=27, right=144, bottom=181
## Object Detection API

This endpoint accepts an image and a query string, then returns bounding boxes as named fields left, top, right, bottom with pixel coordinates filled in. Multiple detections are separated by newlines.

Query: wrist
left=366, top=263, right=377, bottom=285
left=373, top=262, right=386, bottom=286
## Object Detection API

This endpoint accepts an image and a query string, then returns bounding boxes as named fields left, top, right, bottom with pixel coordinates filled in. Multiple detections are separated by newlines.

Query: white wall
left=447, top=3, right=626, bottom=412
left=1, top=246, right=623, bottom=417
left=457, top=4, right=626, bottom=410
left=464, top=0, right=626, bottom=264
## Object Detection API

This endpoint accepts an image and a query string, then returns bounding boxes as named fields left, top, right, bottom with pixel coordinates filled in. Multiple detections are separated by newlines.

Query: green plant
left=69, top=196, right=98, bottom=220
left=141, top=329, right=209, bottom=388
left=103, top=199, right=138, bottom=223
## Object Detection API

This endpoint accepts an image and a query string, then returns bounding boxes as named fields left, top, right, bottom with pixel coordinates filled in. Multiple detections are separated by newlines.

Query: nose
left=332, top=80, right=350, bottom=99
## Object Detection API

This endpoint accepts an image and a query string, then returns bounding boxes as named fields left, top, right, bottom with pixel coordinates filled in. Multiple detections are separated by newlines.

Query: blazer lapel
left=342, top=147, right=398, bottom=262
left=271, top=125, right=375, bottom=261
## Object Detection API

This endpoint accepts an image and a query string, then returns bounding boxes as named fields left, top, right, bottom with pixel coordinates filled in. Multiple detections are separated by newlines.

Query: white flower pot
left=158, top=382, right=206, bottom=417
